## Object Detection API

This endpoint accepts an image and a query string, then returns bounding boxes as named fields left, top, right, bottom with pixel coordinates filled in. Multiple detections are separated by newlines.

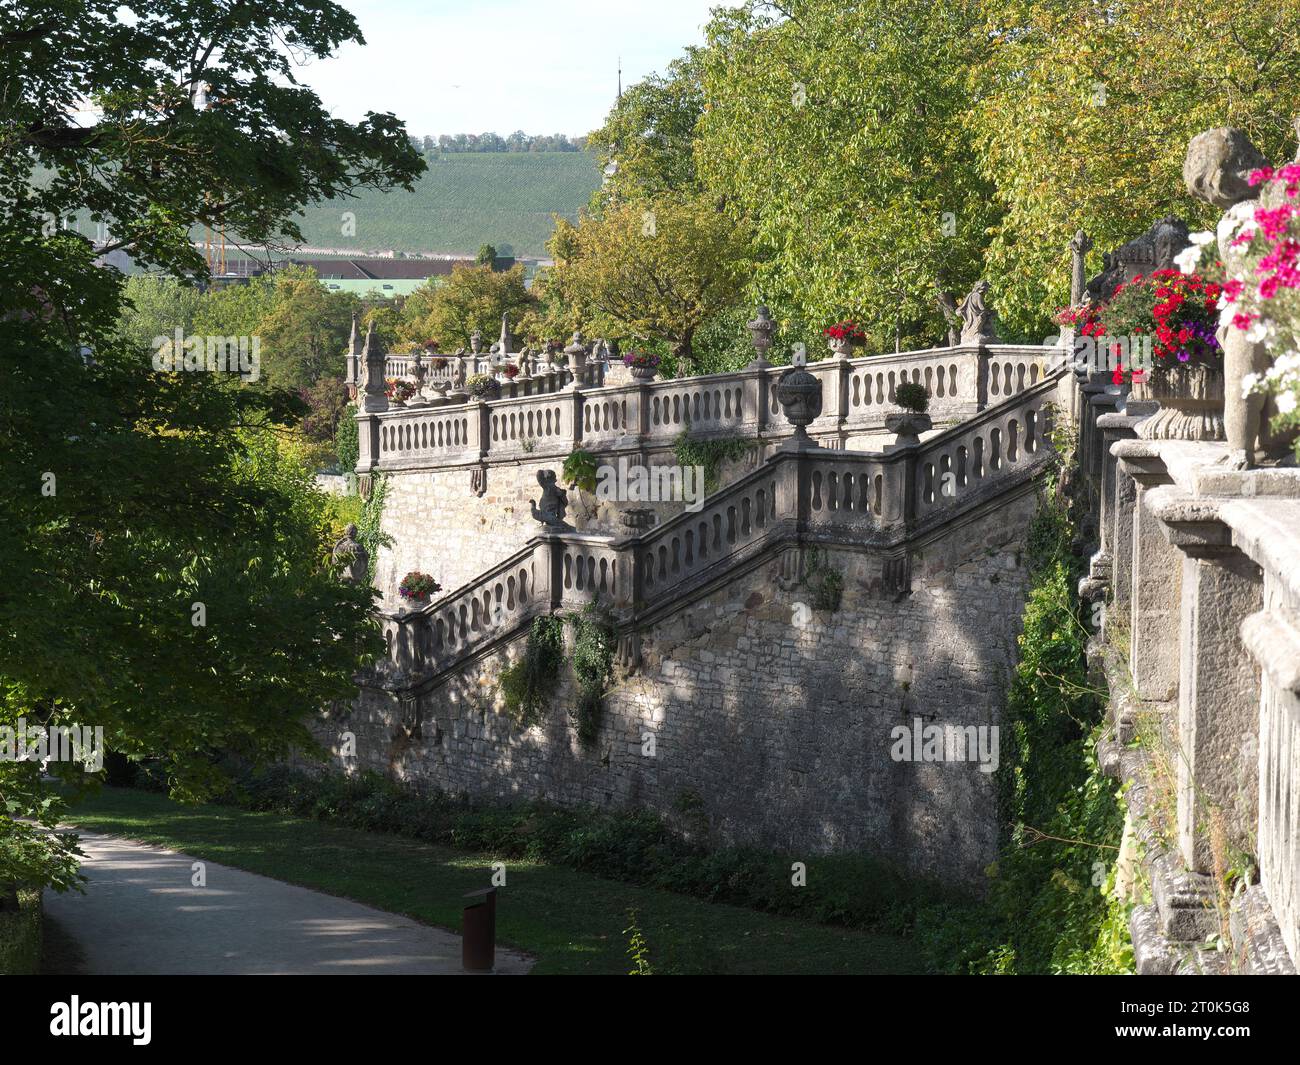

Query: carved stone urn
left=747, top=305, right=775, bottom=367
left=1132, top=361, right=1226, bottom=442
left=775, top=365, right=823, bottom=449
left=884, top=411, right=933, bottom=450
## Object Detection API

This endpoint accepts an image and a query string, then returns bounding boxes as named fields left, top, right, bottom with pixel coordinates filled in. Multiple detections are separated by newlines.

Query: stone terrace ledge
left=356, top=344, right=1058, bottom=478
left=1078, top=391, right=1300, bottom=974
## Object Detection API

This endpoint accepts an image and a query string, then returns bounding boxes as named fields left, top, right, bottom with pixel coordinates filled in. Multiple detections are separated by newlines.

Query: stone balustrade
left=367, top=371, right=1063, bottom=688
left=357, top=343, right=1057, bottom=477
left=1070, top=366, right=1299, bottom=974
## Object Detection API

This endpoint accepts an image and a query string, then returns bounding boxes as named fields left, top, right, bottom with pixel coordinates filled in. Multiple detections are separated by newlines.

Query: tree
left=973, top=0, right=1300, bottom=336
left=115, top=276, right=205, bottom=355
left=547, top=196, right=751, bottom=374
left=587, top=50, right=707, bottom=210
left=1, top=1, right=418, bottom=891
left=255, top=267, right=358, bottom=390
left=401, top=264, right=534, bottom=350
left=476, top=243, right=498, bottom=268
left=696, top=0, right=997, bottom=351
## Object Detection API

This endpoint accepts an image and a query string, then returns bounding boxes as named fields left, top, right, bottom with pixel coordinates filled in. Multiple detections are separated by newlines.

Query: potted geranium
left=465, top=372, right=499, bottom=400
left=623, top=350, right=661, bottom=381
left=503, top=363, right=520, bottom=380
left=1098, top=269, right=1224, bottom=440
left=398, top=571, right=441, bottom=604
left=385, top=377, right=417, bottom=405
left=824, top=320, right=867, bottom=357
left=885, top=381, right=932, bottom=448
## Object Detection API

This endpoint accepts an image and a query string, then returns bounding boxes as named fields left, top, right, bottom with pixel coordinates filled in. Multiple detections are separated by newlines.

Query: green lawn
left=62, top=786, right=923, bottom=975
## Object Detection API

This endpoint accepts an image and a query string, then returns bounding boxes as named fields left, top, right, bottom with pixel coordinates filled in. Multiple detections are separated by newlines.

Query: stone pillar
left=1114, top=443, right=1179, bottom=701
left=1086, top=410, right=1144, bottom=615
left=739, top=367, right=769, bottom=436
left=560, top=389, right=584, bottom=449
left=1157, top=498, right=1263, bottom=873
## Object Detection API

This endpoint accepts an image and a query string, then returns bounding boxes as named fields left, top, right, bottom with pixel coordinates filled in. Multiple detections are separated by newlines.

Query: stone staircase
left=366, top=368, right=1067, bottom=694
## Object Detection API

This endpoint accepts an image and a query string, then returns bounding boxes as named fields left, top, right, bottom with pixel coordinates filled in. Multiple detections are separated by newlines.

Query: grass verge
left=61, top=785, right=923, bottom=975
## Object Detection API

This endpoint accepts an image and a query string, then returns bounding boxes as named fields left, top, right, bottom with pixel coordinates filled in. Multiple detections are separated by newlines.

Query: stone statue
left=470, top=329, right=482, bottom=355
left=1183, top=127, right=1279, bottom=467
left=331, top=523, right=369, bottom=583
left=529, top=470, right=570, bottom=528
left=1086, top=217, right=1192, bottom=304
left=1069, top=229, right=1093, bottom=306
left=958, top=280, right=1001, bottom=345
left=935, top=290, right=960, bottom=347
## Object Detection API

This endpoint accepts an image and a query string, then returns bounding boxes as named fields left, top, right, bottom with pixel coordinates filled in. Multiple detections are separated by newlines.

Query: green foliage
left=401, top=264, right=534, bottom=351
left=697, top=0, right=996, bottom=351
left=671, top=432, right=751, bottom=492
left=547, top=196, right=752, bottom=373
left=115, top=276, right=204, bottom=355
left=624, top=910, right=654, bottom=975
left=357, top=474, right=394, bottom=584
left=0, top=886, right=44, bottom=976
left=216, top=763, right=969, bottom=941
left=334, top=401, right=360, bottom=479
left=499, top=615, right=565, bottom=728
left=893, top=382, right=930, bottom=413
left=804, top=548, right=844, bottom=612
left=476, top=244, right=498, bottom=267
left=587, top=51, right=707, bottom=210
left=568, top=606, right=616, bottom=748
left=562, top=449, right=599, bottom=493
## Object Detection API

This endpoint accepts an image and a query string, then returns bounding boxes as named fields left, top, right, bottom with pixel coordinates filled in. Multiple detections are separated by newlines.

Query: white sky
left=291, top=0, right=720, bottom=139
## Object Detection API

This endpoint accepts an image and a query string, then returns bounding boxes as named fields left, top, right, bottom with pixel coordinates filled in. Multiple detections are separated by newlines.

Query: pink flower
left=1232, top=312, right=1255, bottom=330
left=1249, top=166, right=1275, bottom=187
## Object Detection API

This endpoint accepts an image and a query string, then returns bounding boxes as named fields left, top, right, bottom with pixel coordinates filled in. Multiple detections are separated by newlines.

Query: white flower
left=1276, top=390, right=1297, bottom=415
left=1190, top=230, right=1216, bottom=246
left=1241, top=372, right=1260, bottom=396
left=1174, top=244, right=1203, bottom=275
left=1247, top=320, right=1270, bottom=343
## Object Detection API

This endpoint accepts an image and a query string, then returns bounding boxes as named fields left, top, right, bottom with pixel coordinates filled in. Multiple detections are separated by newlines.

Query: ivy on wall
left=356, top=473, right=394, bottom=585
left=671, top=431, right=752, bottom=492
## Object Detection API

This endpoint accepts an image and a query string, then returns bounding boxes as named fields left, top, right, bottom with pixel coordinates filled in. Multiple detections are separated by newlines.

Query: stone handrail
left=369, top=370, right=1065, bottom=689
left=1070, top=369, right=1299, bottom=973
left=357, top=344, right=1059, bottom=476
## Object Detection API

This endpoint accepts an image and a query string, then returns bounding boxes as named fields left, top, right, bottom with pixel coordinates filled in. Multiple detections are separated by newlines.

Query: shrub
left=893, top=382, right=930, bottom=413
left=0, top=886, right=43, bottom=976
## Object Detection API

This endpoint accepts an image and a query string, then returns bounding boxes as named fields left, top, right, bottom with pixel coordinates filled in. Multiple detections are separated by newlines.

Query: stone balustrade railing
left=368, top=370, right=1063, bottom=688
left=357, top=343, right=1057, bottom=476
left=1071, top=367, right=1299, bottom=974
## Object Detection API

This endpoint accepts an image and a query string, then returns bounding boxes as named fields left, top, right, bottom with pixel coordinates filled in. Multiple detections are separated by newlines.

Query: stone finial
left=470, top=329, right=482, bottom=355
left=747, top=305, right=775, bottom=366
left=958, top=280, right=1001, bottom=345
left=1069, top=230, right=1093, bottom=307
left=564, top=329, right=586, bottom=357
left=331, top=523, right=369, bottom=583
left=344, top=311, right=362, bottom=390
left=360, top=321, right=388, bottom=412
left=529, top=469, right=570, bottom=528
left=498, top=312, right=512, bottom=357
left=1184, top=128, right=1268, bottom=210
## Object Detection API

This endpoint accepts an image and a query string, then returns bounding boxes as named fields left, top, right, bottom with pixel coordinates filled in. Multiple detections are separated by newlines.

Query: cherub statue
left=529, top=470, right=570, bottom=528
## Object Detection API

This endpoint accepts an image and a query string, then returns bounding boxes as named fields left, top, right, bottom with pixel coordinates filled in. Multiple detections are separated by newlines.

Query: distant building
left=221, top=254, right=520, bottom=297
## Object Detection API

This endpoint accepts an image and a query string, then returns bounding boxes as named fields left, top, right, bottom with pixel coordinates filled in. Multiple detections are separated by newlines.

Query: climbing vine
left=356, top=473, right=394, bottom=584
left=334, top=401, right=359, bottom=482
left=671, top=431, right=752, bottom=492
left=567, top=605, right=616, bottom=748
left=803, top=547, right=844, bottom=612
left=499, top=615, right=565, bottom=728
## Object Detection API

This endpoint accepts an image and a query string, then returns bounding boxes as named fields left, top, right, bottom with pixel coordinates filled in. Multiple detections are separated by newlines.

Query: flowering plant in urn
left=398, top=571, right=440, bottom=603
left=1097, top=269, right=1224, bottom=383
left=823, top=320, right=866, bottom=356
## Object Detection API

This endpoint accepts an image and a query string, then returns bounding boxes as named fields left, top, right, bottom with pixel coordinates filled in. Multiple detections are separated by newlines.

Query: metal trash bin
left=462, top=886, right=497, bottom=972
